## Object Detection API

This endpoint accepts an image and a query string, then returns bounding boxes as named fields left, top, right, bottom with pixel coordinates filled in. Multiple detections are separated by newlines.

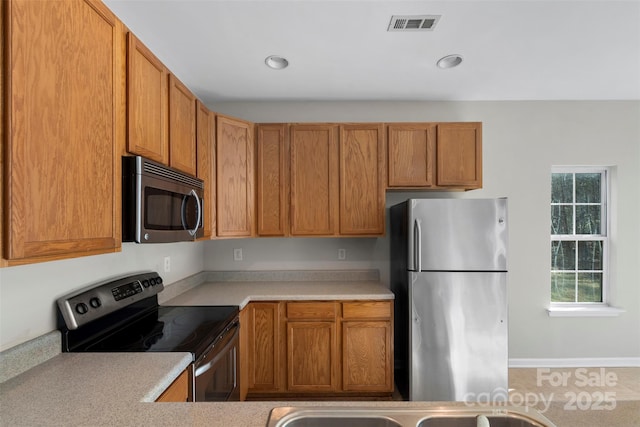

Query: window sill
left=547, top=305, right=625, bottom=317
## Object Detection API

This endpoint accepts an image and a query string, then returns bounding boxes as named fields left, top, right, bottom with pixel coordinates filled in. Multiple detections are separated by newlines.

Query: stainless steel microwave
left=122, top=156, right=204, bottom=243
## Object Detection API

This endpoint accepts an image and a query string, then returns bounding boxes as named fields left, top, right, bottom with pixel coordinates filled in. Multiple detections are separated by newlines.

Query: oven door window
left=144, top=187, right=199, bottom=231
left=194, top=326, right=239, bottom=401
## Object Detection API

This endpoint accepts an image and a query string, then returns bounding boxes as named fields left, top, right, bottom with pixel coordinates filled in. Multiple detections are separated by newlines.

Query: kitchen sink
left=266, top=406, right=556, bottom=427
left=417, top=414, right=549, bottom=427
left=274, top=415, right=402, bottom=427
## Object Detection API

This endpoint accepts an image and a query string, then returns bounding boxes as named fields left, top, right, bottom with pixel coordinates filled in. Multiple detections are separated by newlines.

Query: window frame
left=549, top=166, right=612, bottom=312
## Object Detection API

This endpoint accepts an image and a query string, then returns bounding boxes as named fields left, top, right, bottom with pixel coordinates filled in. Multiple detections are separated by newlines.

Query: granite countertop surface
left=0, top=352, right=192, bottom=425
left=2, top=271, right=636, bottom=427
left=1, top=349, right=638, bottom=426
left=163, top=280, right=394, bottom=309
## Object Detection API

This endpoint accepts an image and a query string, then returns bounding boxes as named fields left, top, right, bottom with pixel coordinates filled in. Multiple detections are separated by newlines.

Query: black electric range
left=57, top=272, right=240, bottom=401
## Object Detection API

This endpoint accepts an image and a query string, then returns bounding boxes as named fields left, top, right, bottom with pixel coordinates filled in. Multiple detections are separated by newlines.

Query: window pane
left=551, top=240, right=576, bottom=270
left=551, top=272, right=576, bottom=302
left=577, top=272, right=603, bottom=302
left=578, top=241, right=603, bottom=270
left=576, top=205, right=601, bottom=234
left=576, top=173, right=601, bottom=203
left=551, top=205, right=573, bottom=234
left=552, top=173, right=573, bottom=203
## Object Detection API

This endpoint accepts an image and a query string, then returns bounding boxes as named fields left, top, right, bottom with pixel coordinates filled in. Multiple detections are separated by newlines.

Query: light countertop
left=163, top=280, right=394, bottom=308
left=1, top=341, right=638, bottom=426
left=2, top=273, right=636, bottom=427
left=2, top=351, right=637, bottom=427
left=0, top=352, right=192, bottom=425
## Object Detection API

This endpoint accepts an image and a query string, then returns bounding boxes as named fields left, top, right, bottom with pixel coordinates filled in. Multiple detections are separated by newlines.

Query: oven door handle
left=194, top=323, right=238, bottom=379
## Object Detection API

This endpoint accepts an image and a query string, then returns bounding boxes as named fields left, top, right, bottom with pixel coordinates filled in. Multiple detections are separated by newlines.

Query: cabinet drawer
left=287, top=302, right=336, bottom=320
left=342, top=301, right=391, bottom=320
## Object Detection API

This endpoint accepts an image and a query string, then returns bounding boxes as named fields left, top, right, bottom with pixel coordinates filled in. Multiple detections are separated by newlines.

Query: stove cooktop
left=57, top=271, right=239, bottom=361
left=80, top=305, right=238, bottom=360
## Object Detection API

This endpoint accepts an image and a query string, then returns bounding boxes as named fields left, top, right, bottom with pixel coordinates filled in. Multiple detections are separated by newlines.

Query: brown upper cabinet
left=196, top=101, right=216, bottom=239
left=168, top=74, right=197, bottom=175
left=3, top=0, right=124, bottom=264
left=256, top=123, right=386, bottom=237
left=436, top=122, right=482, bottom=188
left=387, top=122, right=482, bottom=190
left=126, top=32, right=169, bottom=165
left=256, top=124, right=289, bottom=237
left=127, top=32, right=198, bottom=176
left=216, top=115, right=255, bottom=237
left=387, top=123, right=435, bottom=187
left=339, top=124, right=386, bottom=235
left=289, top=124, right=340, bottom=236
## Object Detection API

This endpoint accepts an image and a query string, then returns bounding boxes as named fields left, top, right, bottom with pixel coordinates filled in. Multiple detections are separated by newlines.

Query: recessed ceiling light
left=437, top=54, right=463, bottom=69
left=265, top=55, right=289, bottom=70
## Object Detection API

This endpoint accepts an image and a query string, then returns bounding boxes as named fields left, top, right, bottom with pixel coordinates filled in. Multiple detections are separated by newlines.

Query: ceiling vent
left=387, top=15, right=441, bottom=32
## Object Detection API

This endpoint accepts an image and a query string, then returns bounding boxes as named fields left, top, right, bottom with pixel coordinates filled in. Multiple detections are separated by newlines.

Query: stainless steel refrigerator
left=390, top=198, right=508, bottom=402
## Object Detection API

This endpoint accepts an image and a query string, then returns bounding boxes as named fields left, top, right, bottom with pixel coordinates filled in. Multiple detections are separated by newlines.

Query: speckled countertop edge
left=0, top=330, right=61, bottom=383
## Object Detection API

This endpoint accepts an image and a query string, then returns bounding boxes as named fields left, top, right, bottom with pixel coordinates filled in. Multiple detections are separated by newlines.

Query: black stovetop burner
left=78, top=305, right=238, bottom=360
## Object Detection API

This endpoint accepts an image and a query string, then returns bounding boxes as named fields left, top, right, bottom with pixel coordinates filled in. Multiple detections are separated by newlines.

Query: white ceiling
left=104, top=0, right=640, bottom=104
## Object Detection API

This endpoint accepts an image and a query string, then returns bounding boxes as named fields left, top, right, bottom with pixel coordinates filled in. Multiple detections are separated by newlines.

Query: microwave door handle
left=181, top=189, right=202, bottom=237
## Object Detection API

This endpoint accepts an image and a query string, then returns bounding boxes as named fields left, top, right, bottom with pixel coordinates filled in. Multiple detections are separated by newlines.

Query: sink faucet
left=477, top=415, right=491, bottom=427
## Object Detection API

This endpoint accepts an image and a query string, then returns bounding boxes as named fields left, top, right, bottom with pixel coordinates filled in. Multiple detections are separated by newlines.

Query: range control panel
left=57, top=272, right=164, bottom=330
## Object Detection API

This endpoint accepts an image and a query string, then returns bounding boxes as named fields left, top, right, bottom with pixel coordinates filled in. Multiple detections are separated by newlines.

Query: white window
left=550, top=167, right=609, bottom=305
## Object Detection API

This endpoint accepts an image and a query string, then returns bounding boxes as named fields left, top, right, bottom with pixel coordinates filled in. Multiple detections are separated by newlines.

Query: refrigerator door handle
left=414, top=219, right=422, bottom=271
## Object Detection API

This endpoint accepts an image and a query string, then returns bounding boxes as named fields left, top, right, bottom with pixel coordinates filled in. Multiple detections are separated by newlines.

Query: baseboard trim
left=509, top=357, right=640, bottom=368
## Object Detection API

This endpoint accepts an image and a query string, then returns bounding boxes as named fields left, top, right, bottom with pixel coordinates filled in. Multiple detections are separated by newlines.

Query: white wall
left=0, top=242, right=204, bottom=351
left=207, top=100, right=640, bottom=360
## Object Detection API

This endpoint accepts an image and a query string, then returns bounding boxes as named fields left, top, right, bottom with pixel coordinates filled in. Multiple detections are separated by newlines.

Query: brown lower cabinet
left=240, top=300, right=393, bottom=399
left=156, top=369, right=190, bottom=402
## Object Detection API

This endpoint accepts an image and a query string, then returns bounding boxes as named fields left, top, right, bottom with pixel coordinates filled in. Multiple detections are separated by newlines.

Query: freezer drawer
left=409, top=271, right=508, bottom=402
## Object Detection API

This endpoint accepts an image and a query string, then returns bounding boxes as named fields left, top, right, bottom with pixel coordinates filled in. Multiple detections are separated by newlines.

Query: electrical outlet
left=233, top=248, right=243, bottom=261
left=338, top=248, right=346, bottom=260
left=163, top=256, right=171, bottom=272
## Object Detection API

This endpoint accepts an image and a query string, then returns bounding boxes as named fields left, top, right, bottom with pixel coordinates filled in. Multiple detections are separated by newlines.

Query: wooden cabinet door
left=341, top=301, right=393, bottom=392
left=196, top=101, right=215, bottom=239
left=286, top=302, right=338, bottom=392
left=156, top=369, right=190, bottom=402
left=126, top=32, right=168, bottom=164
left=4, top=0, right=123, bottom=262
left=256, top=124, right=289, bottom=236
left=216, top=115, right=254, bottom=237
left=287, top=321, right=338, bottom=392
left=289, top=124, right=339, bottom=236
left=342, top=321, right=392, bottom=392
left=245, top=302, right=283, bottom=393
left=168, top=74, right=197, bottom=175
left=339, top=124, right=385, bottom=235
left=436, top=122, right=483, bottom=188
left=387, top=123, right=436, bottom=187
